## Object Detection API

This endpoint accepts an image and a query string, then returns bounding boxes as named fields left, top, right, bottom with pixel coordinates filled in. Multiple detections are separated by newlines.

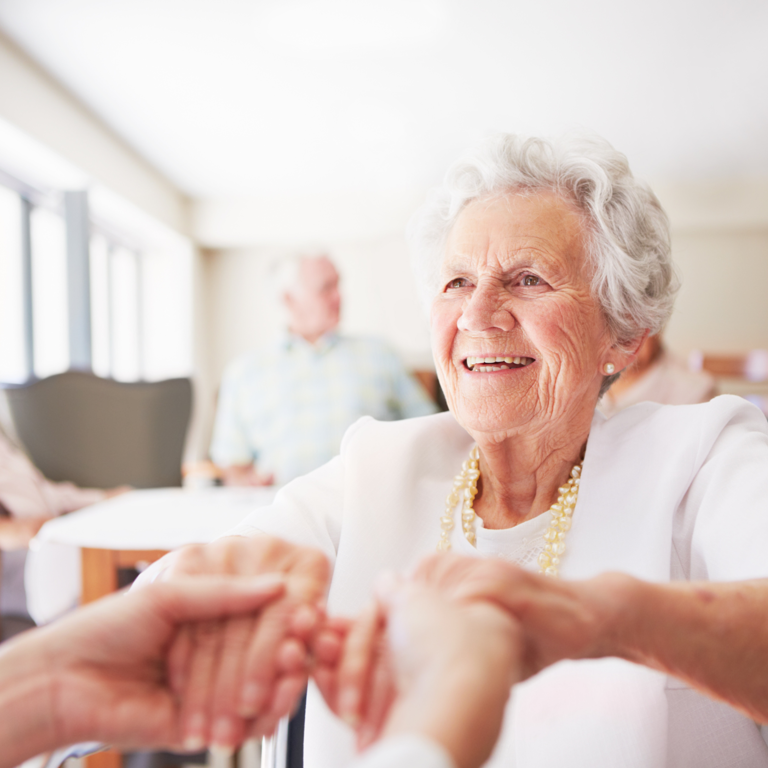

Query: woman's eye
left=445, top=278, right=469, bottom=290
left=522, top=274, right=541, bottom=287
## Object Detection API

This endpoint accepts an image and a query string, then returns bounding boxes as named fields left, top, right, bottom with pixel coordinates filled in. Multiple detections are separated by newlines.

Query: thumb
left=138, top=574, right=286, bottom=624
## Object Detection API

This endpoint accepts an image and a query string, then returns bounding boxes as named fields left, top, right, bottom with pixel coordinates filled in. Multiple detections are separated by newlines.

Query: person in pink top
left=0, top=429, right=126, bottom=620
left=599, top=333, right=717, bottom=417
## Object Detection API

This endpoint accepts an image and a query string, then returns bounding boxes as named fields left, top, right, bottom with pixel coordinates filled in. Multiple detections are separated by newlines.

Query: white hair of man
left=271, top=253, right=329, bottom=298
left=407, top=133, right=680, bottom=388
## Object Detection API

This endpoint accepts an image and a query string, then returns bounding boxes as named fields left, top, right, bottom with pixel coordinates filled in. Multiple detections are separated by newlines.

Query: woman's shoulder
left=600, top=394, right=765, bottom=431
left=593, top=395, right=768, bottom=465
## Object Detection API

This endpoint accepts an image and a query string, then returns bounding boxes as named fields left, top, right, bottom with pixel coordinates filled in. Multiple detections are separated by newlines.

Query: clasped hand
left=149, top=537, right=612, bottom=761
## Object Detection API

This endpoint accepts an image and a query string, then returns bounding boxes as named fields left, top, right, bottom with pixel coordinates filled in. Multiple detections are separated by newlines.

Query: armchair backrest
left=1, top=371, right=192, bottom=489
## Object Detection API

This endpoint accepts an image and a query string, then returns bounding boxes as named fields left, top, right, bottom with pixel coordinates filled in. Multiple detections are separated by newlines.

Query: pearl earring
left=603, top=363, right=615, bottom=375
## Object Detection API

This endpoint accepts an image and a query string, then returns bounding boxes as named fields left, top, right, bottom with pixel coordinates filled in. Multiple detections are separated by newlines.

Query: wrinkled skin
left=155, top=536, right=330, bottom=751
left=312, top=574, right=522, bottom=768
left=0, top=576, right=286, bottom=768
left=431, top=191, right=642, bottom=527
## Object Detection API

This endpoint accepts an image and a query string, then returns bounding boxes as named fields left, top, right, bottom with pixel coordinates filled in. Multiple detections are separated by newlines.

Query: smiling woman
left=152, top=133, right=768, bottom=768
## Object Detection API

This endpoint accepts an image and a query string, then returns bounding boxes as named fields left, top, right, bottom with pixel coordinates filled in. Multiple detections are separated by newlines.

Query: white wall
left=666, top=230, right=768, bottom=354
left=202, top=180, right=768, bottom=402
left=0, top=30, right=189, bottom=234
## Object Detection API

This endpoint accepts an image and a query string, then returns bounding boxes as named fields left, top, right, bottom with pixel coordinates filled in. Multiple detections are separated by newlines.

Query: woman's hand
left=312, top=603, right=395, bottom=750
left=413, top=553, right=629, bottom=679
left=158, top=535, right=330, bottom=752
left=0, top=575, right=285, bottom=768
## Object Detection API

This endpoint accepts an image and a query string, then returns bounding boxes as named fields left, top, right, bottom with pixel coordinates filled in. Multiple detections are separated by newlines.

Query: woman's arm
left=415, top=554, right=768, bottom=723
left=603, top=576, right=768, bottom=724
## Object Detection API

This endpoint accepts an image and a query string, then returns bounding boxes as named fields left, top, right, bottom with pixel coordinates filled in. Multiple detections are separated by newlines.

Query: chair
left=689, top=350, right=768, bottom=382
left=688, top=350, right=768, bottom=414
left=1, top=370, right=192, bottom=489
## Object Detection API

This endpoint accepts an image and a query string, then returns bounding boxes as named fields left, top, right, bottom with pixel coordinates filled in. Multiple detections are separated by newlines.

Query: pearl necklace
left=437, top=447, right=583, bottom=578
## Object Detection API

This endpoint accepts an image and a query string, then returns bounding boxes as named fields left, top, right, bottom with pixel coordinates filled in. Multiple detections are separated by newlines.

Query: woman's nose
left=457, top=283, right=515, bottom=333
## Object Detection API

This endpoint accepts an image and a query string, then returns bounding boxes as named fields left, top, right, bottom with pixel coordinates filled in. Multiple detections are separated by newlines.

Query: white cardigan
left=232, top=395, right=768, bottom=768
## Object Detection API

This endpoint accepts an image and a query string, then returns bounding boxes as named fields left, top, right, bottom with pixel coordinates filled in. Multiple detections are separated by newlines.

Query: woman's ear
left=607, top=330, right=651, bottom=375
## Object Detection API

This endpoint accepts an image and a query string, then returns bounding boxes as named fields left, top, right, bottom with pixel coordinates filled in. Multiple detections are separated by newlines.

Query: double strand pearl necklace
left=437, top=447, right=583, bottom=578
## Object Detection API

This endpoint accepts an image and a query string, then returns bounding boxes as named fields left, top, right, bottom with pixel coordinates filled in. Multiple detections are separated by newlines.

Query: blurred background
left=0, top=0, right=767, bottom=457
left=0, top=3, right=767, bottom=764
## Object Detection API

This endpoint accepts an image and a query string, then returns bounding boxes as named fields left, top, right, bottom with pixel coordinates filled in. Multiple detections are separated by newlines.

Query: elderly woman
left=161, top=134, right=768, bottom=766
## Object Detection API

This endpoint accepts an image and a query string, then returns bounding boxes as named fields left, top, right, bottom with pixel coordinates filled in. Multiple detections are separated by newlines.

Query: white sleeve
left=679, top=401, right=768, bottom=581
left=224, top=418, right=374, bottom=563
left=349, top=735, right=456, bottom=768
left=224, top=454, right=344, bottom=564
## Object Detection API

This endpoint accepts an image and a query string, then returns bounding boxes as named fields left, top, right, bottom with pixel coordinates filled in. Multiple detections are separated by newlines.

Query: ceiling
left=0, top=0, right=766, bottom=202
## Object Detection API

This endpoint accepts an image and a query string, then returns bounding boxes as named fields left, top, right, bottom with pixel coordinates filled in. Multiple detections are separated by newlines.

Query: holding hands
left=138, top=539, right=611, bottom=764
left=0, top=574, right=287, bottom=768
left=153, top=535, right=331, bottom=752
left=11, top=533, right=767, bottom=768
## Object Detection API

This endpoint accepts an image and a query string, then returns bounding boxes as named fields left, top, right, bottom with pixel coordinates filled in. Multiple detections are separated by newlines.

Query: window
left=0, top=178, right=194, bottom=384
left=110, top=246, right=141, bottom=381
left=89, top=233, right=111, bottom=378
left=0, top=186, right=25, bottom=382
left=30, top=205, right=68, bottom=378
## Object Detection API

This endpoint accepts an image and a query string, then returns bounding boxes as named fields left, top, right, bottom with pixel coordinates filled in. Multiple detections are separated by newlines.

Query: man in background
left=210, top=255, right=437, bottom=486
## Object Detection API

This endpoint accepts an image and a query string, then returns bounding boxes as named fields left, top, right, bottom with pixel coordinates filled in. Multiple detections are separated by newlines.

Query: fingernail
left=253, top=573, right=285, bottom=589
left=374, top=571, right=401, bottom=602
left=209, top=744, right=235, bottom=765
left=338, top=689, right=359, bottom=727
left=182, top=713, right=206, bottom=752
left=182, top=736, right=205, bottom=752
left=211, top=717, right=235, bottom=750
left=358, top=724, right=377, bottom=749
left=293, top=603, right=318, bottom=632
left=239, top=681, right=266, bottom=716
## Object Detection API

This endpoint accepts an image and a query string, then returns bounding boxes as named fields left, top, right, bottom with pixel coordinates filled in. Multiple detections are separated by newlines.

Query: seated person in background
left=210, top=254, right=437, bottom=487
left=599, top=332, right=716, bottom=417
left=0, top=427, right=126, bottom=619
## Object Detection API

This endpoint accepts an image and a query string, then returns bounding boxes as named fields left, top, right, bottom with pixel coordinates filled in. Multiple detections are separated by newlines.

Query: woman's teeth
left=466, top=356, right=534, bottom=372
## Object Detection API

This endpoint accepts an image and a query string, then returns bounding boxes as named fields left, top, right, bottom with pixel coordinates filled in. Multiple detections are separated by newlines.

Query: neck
left=289, top=327, right=329, bottom=345
left=472, top=419, right=590, bottom=530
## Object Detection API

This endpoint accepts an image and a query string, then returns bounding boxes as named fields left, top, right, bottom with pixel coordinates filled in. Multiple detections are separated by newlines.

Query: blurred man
left=210, top=255, right=437, bottom=486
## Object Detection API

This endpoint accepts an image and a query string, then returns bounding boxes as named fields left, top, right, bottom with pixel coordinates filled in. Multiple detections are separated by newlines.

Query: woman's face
left=431, top=191, right=629, bottom=441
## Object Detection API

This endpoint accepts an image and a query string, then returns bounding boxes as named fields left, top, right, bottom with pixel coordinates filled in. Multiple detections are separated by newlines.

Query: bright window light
left=0, top=186, right=26, bottom=383
left=90, top=232, right=111, bottom=378
left=141, top=247, right=194, bottom=381
left=30, top=206, right=68, bottom=378
left=110, top=246, right=140, bottom=382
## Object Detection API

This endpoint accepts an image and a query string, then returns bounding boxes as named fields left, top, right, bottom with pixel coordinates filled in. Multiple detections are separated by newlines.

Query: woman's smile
left=464, top=356, right=536, bottom=372
left=431, top=190, right=622, bottom=439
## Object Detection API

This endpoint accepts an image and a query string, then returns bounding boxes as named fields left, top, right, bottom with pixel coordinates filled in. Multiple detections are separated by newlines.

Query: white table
left=26, top=486, right=279, bottom=625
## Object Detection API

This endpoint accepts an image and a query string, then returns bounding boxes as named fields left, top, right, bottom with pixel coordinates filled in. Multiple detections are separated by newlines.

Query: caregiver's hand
left=158, top=536, right=331, bottom=752
left=317, top=580, right=522, bottom=768
left=0, top=575, right=285, bottom=768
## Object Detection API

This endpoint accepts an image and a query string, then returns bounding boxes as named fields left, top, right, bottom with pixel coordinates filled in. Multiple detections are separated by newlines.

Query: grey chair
left=1, top=370, right=192, bottom=489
